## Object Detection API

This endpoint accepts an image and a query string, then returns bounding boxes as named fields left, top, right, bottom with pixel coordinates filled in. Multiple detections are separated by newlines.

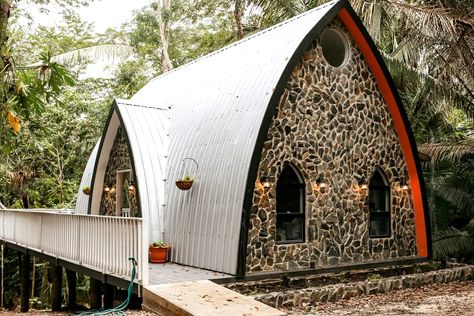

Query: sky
left=21, top=0, right=152, bottom=33
left=77, top=0, right=152, bottom=33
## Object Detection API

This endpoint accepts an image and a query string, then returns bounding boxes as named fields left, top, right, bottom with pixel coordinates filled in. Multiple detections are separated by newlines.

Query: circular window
left=320, top=28, right=349, bottom=68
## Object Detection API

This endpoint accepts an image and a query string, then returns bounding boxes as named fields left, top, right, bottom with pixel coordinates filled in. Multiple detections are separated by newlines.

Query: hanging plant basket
left=82, top=187, right=91, bottom=195
left=175, top=180, right=193, bottom=190
left=175, top=158, right=198, bottom=191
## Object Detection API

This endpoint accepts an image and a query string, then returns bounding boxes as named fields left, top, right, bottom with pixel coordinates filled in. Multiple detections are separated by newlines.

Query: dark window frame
left=275, top=164, right=305, bottom=244
left=368, top=168, right=391, bottom=238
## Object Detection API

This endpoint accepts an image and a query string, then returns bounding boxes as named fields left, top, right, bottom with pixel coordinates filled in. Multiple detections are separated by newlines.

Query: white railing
left=0, top=209, right=149, bottom=286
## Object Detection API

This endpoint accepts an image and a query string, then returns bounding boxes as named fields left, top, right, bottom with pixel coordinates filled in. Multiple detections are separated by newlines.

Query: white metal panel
left=75, top=141, right=100, bottom=214
left=116, top=100, right=170, bottom=244
left=129, top=1, right=338, bottom=274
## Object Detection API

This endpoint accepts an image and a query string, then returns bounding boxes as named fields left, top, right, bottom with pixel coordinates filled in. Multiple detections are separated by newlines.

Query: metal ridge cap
left=115, top=98, right=170, bottom=111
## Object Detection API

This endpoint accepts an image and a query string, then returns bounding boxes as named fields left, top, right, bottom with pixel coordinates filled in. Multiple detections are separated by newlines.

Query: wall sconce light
left=316, top=175, right=327, bottom=193
left=128, top=183, right=136, bottom=193
left=260, top=176, right=271, bottom=191
left=400, top=178, right=409, bottom=191
left=104, top=184, right=116, bottom=199
left=359, top=177, right=368, bottom=191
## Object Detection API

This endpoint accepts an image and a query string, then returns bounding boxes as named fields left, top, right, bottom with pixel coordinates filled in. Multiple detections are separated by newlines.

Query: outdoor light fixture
left=104, top=184, right=116, bottom=199
left=400, top=179, right=409, bottom=191
left=359, top=177, right=368, bottom=191
left=128, top=182, right=136, bottom=193
left=260, top=176, right=271, bottom=191
left=398, top=178, right=409, bottom=191
left=316, top=175, right=327, bottom=193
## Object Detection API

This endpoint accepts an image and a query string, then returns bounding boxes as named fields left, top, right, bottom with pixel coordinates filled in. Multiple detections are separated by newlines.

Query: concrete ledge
left=255, top=265, right=474, bottom=308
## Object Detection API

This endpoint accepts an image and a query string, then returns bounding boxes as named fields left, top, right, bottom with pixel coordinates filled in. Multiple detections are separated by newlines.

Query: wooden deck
left=149, top=262, right=232, bottom=285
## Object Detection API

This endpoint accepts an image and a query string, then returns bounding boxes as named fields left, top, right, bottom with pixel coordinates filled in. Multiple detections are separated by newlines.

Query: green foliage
left=433, top=227, right=474, bottom=262
left=127, top=0, right=234, bottom=74
left=111, top=60, right=150, bottom=99
left=150, top=241, right=167, bottom=248
left=366, top=273, right=381, bottom=282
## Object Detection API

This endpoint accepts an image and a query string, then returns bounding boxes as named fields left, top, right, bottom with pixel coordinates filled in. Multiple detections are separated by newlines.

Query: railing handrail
left=1, top=209, right=143, bottom=221
left=0, top=209, right=148, bottom=287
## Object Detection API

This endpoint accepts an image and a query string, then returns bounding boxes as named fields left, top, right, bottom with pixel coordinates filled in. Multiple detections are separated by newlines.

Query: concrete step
left=143, top=280, right=286, bottom=316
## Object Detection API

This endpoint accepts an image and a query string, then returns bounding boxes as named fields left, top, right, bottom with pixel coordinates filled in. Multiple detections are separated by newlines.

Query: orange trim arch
left=338, top=8, right=428, bottom=256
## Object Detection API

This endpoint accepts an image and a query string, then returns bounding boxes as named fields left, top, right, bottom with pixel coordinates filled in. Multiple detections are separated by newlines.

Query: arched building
left=76, top=0, right=431, bottom=278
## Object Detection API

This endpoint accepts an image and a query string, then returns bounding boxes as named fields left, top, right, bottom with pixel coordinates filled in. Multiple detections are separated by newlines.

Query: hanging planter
left=175, top=158, right=198, bottom=191
left=82, top=186, right=91, bottom=195
left=175, top=176, right=194, bottom=190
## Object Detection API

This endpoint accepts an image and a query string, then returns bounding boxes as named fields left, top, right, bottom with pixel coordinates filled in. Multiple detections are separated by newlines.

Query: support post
left=103, top=283, right=115, bottom=308
left=66, top=269, right=77, bottom=310
left=88, top=278, right=102, bottom=309
left=20, top=254, right=31, bottom=313
left=51, top=265, right=63, bottom=311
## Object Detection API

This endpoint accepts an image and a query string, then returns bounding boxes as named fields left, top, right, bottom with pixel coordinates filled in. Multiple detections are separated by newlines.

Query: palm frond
left=433, top=182, right=474, bottom=215
left=27, top=44, right=134, bottom=67
left=433, top=226, right=474, bottom=260
left=418, top=142, right=474, bottom=162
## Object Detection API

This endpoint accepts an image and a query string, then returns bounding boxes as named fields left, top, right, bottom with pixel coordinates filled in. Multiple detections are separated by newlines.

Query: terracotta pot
left=149, top=246, right=169, bottom=263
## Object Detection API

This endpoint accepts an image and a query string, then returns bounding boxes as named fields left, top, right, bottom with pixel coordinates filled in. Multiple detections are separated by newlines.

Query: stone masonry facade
left=246, top=19, right=417, bottom=273
left=100, top=126, right=140, bottom=217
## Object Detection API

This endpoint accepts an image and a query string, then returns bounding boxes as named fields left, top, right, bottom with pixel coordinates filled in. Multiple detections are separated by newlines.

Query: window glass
left=368, top=169, right=391, bottom=237
left=276, top=165, right=305, bottom=243
left=320, top=28, right=349, bottom=68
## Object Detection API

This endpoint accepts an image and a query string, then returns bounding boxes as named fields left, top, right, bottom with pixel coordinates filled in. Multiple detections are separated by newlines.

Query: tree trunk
left=40, top=264, right=49, bottom=306
left=20, top=254, right=31, bottom=313
left=234, top=0, right=244, bottom=40
left=155, top=0, right=173, bottom=73
left=51, top=265, right=62, bottom=311
left=0, top=0, right=11, bottom=53
left=429, top=129, right=437, bottom=233
left=65, top=269, right=76, bottom=310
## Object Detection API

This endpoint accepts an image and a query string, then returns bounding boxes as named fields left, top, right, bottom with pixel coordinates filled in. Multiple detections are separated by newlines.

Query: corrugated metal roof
left=127, top=0, right=339, bottom=274
left=115, top=99, right=170, bottom=242
left=75, top=141, right=100, bottom=214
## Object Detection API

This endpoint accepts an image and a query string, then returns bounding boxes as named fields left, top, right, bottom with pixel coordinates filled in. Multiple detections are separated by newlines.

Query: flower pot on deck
left=149, top=246, right=169, bottom=263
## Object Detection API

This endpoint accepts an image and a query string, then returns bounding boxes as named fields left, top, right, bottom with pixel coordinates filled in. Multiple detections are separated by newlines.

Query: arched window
left=368, top=169, right=391, bottom=238
left=276, top=164, right=305, bottom=243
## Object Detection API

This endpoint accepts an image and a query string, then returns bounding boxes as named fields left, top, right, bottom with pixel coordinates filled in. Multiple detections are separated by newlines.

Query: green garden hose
left=78, top=257, right=137, bottom=316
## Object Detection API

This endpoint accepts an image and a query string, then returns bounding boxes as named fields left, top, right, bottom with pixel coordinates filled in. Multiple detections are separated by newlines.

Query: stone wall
left=246, top=18, right=417, bottom=273
left=99, top=126, right=140, bottom=217
left=256, top=265, right=474, bottom=308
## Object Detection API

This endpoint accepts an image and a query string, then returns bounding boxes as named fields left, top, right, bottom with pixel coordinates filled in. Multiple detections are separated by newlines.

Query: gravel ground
left=2, top=281, right=474, bottom=315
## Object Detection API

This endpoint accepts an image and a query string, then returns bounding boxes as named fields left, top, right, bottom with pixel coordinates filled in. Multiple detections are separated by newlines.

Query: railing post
left=140, top=218, right=149, bottom=287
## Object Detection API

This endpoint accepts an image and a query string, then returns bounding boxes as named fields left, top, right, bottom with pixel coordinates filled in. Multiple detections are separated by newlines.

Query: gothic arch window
left=276, top=164, right=305, bottom=243
left=368, top=169, right=391, bottom=238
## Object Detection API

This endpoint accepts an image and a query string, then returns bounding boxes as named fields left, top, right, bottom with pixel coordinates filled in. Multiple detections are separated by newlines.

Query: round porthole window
left=320, top=28, right=349, bottom=68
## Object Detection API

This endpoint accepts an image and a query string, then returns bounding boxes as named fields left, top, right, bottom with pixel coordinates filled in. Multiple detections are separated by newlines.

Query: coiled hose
left=78, top=257, right=137, bottom=316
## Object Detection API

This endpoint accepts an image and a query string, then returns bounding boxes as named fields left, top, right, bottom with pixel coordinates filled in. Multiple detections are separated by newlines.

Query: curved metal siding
left=116, top=100, right=170, bottom=243
left=129, top=1, right=338, bottom=274
left=75, top=141, right=100, bottom=214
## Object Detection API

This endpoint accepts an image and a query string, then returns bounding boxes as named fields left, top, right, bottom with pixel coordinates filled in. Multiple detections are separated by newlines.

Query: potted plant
left=175, top=175, right=194, bottom=190
left=149, top=241, right=170, bottom=263
left=82, top=186, right=91, bottom=195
